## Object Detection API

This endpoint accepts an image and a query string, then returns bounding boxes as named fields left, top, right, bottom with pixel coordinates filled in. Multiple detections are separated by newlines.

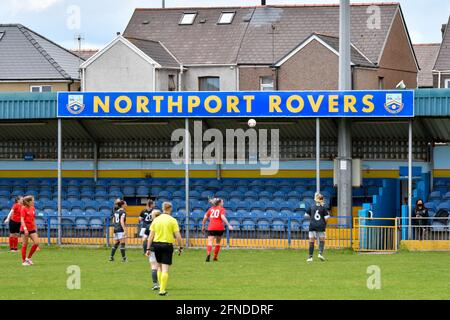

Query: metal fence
left=0, top=216, right=353, bottom=249
left=2, top=216, right=449, bottom=250
left=408, top=217, right=450, bottom=241
left=353, top=218, right=400, bottom=253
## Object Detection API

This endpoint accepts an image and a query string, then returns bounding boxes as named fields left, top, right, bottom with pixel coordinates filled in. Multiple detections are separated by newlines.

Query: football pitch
left=1, top=246, right=449, bottom=300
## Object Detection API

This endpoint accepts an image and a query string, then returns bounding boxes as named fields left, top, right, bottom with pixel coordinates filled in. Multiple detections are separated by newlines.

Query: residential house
left=0, top=24, right=82, bottom=92
left=414, top=43, right=440, bottom=88
left=83, top=3, right=418, bottom=92
left=433, top=18, right=450, bottom=88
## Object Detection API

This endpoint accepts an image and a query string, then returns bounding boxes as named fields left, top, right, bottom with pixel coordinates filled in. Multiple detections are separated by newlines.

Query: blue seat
left=256, top=219, right=271, bottom=231
left=236, top=201, right=251, bottom=211
left=123, top=186, right=135, bottom=197
left=265, top=201, right=281, bottom=211
left=206, top=180, right=221, bottom=190
left=271, top=219, right=286, bottom=231
left=135, top=187, right=149, bottom=197
left=80, top=179, right=94, bottom=187
left=424, top=202, right=436, bottom=211
left=436, top=202, right=450, bottom=211
left=429, top=191, right=442, bottom=202
left=84, top=200, right=99, bottom=211
left=241, top=219, right=256, bottom=231
left=172, top=191, right=185, bottom=200
left=89, top=217, right=104, bottom=229
left=244, top=191, right=258, bottom=200
left=215, top=191, right=229, bottom=200
left=201, top=191, right=214, bottom=200
left=75, top=217, right=89, bottom=229
left=250, top=200, right=266, bottom=211
left=71, top=209, right=85, bottom=217
left=230, top=191, right=243, bottom=201
left=290, top=220, right=301, bottom=231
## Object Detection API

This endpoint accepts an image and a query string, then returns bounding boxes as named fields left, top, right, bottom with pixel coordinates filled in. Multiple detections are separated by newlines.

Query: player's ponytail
left=22, top=195, right=34, bottom=207
left=162, top=202, right=173, bottom=215
left=209, top=197, right=223, bottom=207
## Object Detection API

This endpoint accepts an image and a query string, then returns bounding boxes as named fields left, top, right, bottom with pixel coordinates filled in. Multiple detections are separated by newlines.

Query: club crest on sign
left=67, top=95, right=85, bottom=115
left=384, top=93, right=404, bottom=114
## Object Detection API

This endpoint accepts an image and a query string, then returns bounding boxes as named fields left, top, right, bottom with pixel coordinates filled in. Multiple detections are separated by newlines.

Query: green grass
left=1, top=246, right=449, bottom=300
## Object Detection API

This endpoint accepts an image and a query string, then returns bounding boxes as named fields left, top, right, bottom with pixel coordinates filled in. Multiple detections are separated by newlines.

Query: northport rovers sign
left=57, top=90, right=414, bottom=118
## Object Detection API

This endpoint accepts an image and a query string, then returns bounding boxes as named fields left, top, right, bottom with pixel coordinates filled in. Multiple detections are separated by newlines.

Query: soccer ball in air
left=248, top=119, right=257, bottom=128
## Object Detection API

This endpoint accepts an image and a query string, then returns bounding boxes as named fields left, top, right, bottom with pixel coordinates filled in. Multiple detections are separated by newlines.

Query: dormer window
left=218, top=12, right=235, bottom=24
left=179, top=13, right=197, bottom=25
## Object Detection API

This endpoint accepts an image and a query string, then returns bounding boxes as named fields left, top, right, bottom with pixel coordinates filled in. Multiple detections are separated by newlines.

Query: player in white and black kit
left=139, top=200, right=155, bottom=254
left=109, top=200, right=127, bottom=262
left=304, top=193, right=330, bottom=262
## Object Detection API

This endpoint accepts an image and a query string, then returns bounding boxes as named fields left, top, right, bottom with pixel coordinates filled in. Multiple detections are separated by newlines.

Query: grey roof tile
left=434, top=17, right=450, bottom=70
left=126, top=37, right=180, bottom=68
left=0, top=24, right=82, bottom=80
left=124, top=4, right=399, bottom=66
left=414, top=44, right=440, bottom=87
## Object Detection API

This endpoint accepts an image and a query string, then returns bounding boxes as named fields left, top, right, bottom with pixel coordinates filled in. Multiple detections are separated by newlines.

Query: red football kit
left=206, top=206, right=226, bottom=231
left=11, top=203, right=23, bottom=223
left=20, top=206, right=36, bottom=232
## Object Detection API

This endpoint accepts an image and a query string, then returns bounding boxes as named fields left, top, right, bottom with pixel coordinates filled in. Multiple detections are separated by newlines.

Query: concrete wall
left=181, top=66, right=237, bottom=91
left=377, top=11, right=418, bottom=89
left=0, top=81, right=80, bottom=92
left=83, top=40, right=155, bottom=92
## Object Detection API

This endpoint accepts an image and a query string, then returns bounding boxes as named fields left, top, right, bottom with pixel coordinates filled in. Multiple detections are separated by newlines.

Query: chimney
left=261, top=0, right=266, bottom=5
left=442, top=24, right=447, bottom=39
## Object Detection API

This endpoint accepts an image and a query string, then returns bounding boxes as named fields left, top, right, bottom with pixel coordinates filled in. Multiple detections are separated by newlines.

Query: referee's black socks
left=308, top=241, right=314, bottom=257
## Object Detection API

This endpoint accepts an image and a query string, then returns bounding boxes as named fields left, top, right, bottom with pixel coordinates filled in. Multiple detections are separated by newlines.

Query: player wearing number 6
left=202, top=198, right=233, bottom=262
left=304, top=193, right=330, bottom=262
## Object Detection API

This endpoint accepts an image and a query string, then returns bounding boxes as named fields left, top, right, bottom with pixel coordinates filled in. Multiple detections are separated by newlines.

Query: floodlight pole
left=316, top=118, right=320, bottom=194
left=185, top=118, right=190, bottom=247
left=57, top=118, right=62, bottom=245
left=408, top=119, right=413, bottom=239
left=337, top=0, right=353, bottom=226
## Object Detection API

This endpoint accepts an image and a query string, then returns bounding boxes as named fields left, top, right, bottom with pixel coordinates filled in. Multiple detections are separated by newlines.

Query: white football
left=248, top=119, right=257, bottom=128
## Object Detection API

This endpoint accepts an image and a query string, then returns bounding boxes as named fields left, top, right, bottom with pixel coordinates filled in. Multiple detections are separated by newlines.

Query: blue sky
left=1, top=0, right=449, bottom=49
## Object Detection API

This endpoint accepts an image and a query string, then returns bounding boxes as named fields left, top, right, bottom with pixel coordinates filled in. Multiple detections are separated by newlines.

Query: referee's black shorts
left=153, top=242, right=174, bottom=265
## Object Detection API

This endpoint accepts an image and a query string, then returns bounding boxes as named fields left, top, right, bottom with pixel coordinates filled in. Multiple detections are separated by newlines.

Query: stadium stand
left=0, top=177, right=397, bottom=233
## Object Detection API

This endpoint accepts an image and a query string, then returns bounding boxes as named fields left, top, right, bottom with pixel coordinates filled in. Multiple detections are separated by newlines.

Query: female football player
left=109, top=200, right=127, bottom=262
left=201, top=198, right=233, bottom=262
left=20, top=196, right=40, bottom=266
left=305, top=193, right=330, bottom=262
left=4, top=196, right=23, bottom=252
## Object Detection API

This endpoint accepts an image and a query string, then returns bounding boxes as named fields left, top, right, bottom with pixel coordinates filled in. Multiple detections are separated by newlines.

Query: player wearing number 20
left=304, top=193, right=330, bottom=262
left=202, top=198, right=233, bottom=262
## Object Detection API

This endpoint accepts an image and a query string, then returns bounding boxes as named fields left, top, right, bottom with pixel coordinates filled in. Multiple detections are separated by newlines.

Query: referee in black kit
left=146, top=202, right=184, bottom=296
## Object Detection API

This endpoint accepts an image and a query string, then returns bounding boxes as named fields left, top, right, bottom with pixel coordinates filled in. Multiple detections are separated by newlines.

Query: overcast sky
left=2, top=0, right=449, bottom=49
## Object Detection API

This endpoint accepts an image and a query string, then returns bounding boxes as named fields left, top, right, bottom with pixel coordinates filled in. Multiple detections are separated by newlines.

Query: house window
left=378, top=77, right=385, bottom=90
left=445, top=79, right=450, bottom=89
left=199, top=77, right=220, bottom=91
left=168, top=75, right=176, bottom=91
left=260, top=76, right=274, bottom=91
left=218, top=12, right=235, bottom=24
left=30, top=85, right=52, bottom=92
left=179, top=13, right=197, bottom=25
